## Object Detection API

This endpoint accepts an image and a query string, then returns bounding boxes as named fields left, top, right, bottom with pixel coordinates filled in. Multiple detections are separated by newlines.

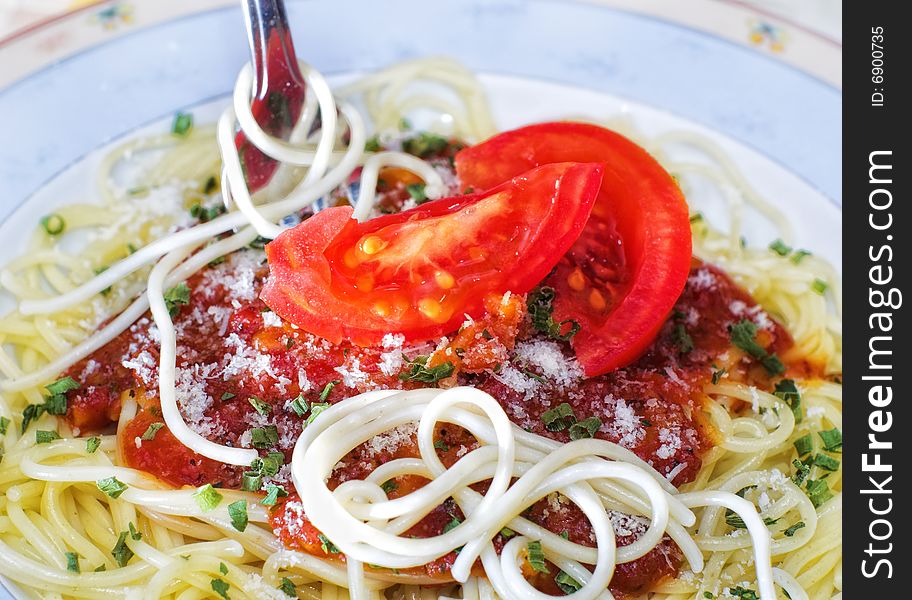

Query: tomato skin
left=261, top=162, right=603, bottom=345
left=456, top=122, right=692, bottom=376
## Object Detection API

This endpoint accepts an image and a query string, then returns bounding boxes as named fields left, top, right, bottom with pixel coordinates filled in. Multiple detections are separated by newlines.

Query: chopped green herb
left=220, top=392, right=236, bottom=401
left=0, top=416, right=8, bottom=435
left=671, top=324, right=694, bottom=353
left=248, top=396, right=271, bottom=416
left=94, top=565, right=106, bottom=572
left=793, top=434, right=813, bottom=456
left=406, top=183, right=428, bottom=203
left=398, top=117, right=413, bottom=131
left=792, top=459, right=810, bottom=486
left=46, top=376, right=79, bottom=395
left=210, top=578, right=230, bottom=600
left=96, top=477, right=128, bottom=499
left=711, top=367, right=727, bottom=384
left=21, top=403, right=45, bottom=434
left=728, top=586, right=759, bottom=600
left=364, top=135, right=381, bottom=152
left=172, top=112, right=193, bottom=137
left=812, top=453, right=840, bottom=471
left=818, top=428, right=842, bottom=452
left=542, top=403, right=577, bottom=432
left=94, top=267, right=113, bottom=295
left=398, top=356, right=455, bottom=383
left=241, top=471, right=262, bottom=492
left=129, top=521, right=142, bottom=540
left=141, top=422, right=165, bottom=441
left=318, top=533, right=340, bottom=554
left=774, top=379, right=802, bottom=423
left=65, top=551, right=80, bottom=573
left=442, top=516, right=462, bottom=534
left=559, top=530, right=569, bottom=540
left=381, top=479, right=398, bottom=494
left=640, top=418, right=652, bottom=427
left=812, top=278, right=828, bottom=295
left=402, top=132, right=448, bottom=158
left=163, top=283, right=191, bottom=317
left=43, top=393, right=67, bottom=415
left=689, top=212, right=704, bottom=223
left=526, top=540, right=549, bottom=573
left=500, top=527, right=515, bottom=538
left=40, top=213, right=66, bottom=235
left=36, top=429, right=60, bottom=444
left=527, top=287, right=581, bottom=341
left=306, top=403, right=331, bottom=425
left=729, top=319, right=785, bottom=375
left=261, top=484, right=288, bottom=506
left=725, top=510, right=777, bottom=529
left=568, top=417, right=602, bottom=440
left=783, top=521, right=806, bottom=537
left=289, top=394, right=308, bottom=416
left=227, top=499, right=249, bottom=532
left=192, top=484, right=223, bottom=512
left=250, top=426, right=279, bottom=449
left=203, top=176, right=218, bottom=194
left=111, top=532, right=134, bottom=567
left=319, top=380, right=339, bottom=402
left=769, top=239, right=792, bottom=256
left=805, top=478, right=833, bottom=507
left=86, top=436, right=101, bottom=453
left=279, top=577, right=296, bottom=597
left=555, top=571, right=582, bottom=594
left=704, top=593, right=715, bottom=599
left=790, top=249, right=812, bottom=264
left=434, top=439, right=450, bottom=452
left=219, top=562, right=229, bottom=575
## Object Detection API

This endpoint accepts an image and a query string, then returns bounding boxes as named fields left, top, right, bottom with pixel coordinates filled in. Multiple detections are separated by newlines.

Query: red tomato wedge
left=455, top=122, right=692, bottom=376
left=261, top=162, right=604, bottom=345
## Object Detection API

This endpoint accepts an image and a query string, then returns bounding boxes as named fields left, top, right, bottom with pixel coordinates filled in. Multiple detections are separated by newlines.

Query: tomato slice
left=261, top=162, right=604, bottom=345
left=455, top=122, right=692, bottom=376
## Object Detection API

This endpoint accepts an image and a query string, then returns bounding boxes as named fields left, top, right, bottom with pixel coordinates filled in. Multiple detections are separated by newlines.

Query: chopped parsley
left=250, top=426, right=279, bottom=449
left=96, top=477, right=128, bottom=499
left=527, top=287, right=581, bottom=341
left=526, top=540, right=549, bottom=574
left=671, top=324, right=694, bottom=354
left=65, top=551, right=80, bottom=573
left=86, top=436, right=101, bottom=453
left=402, top=132, right=449, bottom=158
left=129, top=522, right=142, bottom=540
left=140, top=422, right=165, bottom=441
left=318, top=533, right=340, bottom=554
left=729, top=319, right=785, bottom=375
left=35, top=430, right=60, bottom=444
left=793, top=434, right=813, bottom=456
left=790, top=249, right=812, bottom=264
left=434, top=439, right=450, bottom=452
left=399, top=356, right=455, bottom=383
left=711, top=367, right=728, bottom=384
left=210, top=578, right=230, bottom=600
left=44, top=393, right=67, bottom=415
left=381, top=479, right=398, bottom=494
left=364, top=135, right=381, bottom=152
left=307, top=403, right=331, bottom=425
left=818, top=428, right=842, bottom=452
left=248, top=396, right=271, bottom=416
left=40, top=213, right=66, bottom=236
left=812, top=278, right=828, bottom=295
left=541, top=403, right=577, bottom=432
left=289, top=394, right=308, bottom=416
left=555, top=571, right=582, bottom=594
left=219, top=562, right=229, bottom=575
left=569, top=417, right=602, bottom=440
left=172, top=111, right=194, bottom=137
left=792, top=459, right=810, bottom=486
left=774, top=379, right=802, bottom=423
left=261, top=484, right=288, bottom=506
left=805, top=478, right=833, bottom=507
left=220, top=392, right=236, bottom=401
left=111, top=532, right=134, bottom=567
left=241, top=471, right=262, bottom=492
left=279, top=577, right=296, bottom=597
left=319, top=380, right=339, bottom=402
left=21, top=403, right=45, bottom=433
left=783, top=521, right=806, bottom=537
left=0, top=416, right=8, bottom=435
left=192, top=484, right=223, bottom=512
left=812, top=453, right=840, bottom=471
left=725, top=510, right=777, bottom=530
left=163, top=283, right=191, bottom=317
left=227, top=500, right=248, bottom=532
left=769, top=239, right=792, bottom=256
left=406, top=182, right=428, bottom=203
left=728, top=586, right=759, bottom=600
left=443, top=515, right=462, bottom=534
left=46, top=376, right=79, bottom=395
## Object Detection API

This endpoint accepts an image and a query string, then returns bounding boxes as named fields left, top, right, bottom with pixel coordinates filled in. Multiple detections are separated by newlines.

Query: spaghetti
left=0, top=57, right=841, bottom=600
